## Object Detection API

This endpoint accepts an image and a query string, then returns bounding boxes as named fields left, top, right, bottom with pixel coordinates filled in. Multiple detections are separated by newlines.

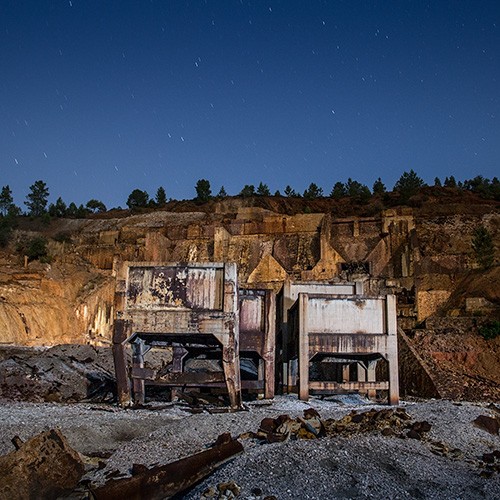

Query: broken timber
left=112, top=261, right=242, bottom=409
left=91, top=434, right=244, bottom=500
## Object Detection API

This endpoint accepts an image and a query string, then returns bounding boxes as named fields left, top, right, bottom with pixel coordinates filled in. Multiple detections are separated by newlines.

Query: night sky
left=1, top=1, right=499, bottom=209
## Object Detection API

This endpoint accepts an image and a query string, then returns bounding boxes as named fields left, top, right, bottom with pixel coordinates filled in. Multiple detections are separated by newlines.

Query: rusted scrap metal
left=0, top=429, right=84, bottom=500
left=473, top=414, right=500, bottom=435
left=91, top=433, right=244, bottom=500
left=242, top=408, right=432, bottom=445
left=324, top=408, right=434, bottom=440
left=245, top=409, right=325, bottom=443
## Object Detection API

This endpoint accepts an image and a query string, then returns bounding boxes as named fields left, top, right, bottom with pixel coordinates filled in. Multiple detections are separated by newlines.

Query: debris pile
left=324, top=408, right=424, bottom=438
left=244, top=408, right=433, bottom=444
left=0, top=345, right=115, bottom=403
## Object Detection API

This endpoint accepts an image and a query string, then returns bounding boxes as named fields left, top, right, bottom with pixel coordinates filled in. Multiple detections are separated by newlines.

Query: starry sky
left=1, top=0, right=499, bottom=209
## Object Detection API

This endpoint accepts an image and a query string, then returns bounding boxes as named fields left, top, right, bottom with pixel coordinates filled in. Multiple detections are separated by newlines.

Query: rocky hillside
left=0, top=190, right=498, bottom=400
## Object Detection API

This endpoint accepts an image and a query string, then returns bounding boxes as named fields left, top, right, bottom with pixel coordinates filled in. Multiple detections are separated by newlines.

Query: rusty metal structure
left=286, top=293, right=399, bottom=405
left=91, top=433, right=243, bottom=500
left=277, top=280, right=364, bottom=392
left=238, top=288, right=276, bottom=399
left=112, top=261, right=242, bottom=409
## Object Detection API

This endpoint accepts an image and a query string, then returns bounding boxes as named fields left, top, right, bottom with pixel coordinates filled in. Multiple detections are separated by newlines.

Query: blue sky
left=1, top=0, right=499, bottom=208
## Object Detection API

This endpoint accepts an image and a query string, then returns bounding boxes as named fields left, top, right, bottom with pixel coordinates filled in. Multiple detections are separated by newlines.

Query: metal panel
left=126, top=265, right=223, bottom=311
left=307, top=297, right=385, bottom=334
left=239, top=289, right=265, bottom=334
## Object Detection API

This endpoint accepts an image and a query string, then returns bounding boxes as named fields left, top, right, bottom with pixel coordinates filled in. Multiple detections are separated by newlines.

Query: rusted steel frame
left=290, top=293, right=399, bottom=405
left=90, top=437, right=244, bottom=500
left=131, top=367, right=226, bottom=385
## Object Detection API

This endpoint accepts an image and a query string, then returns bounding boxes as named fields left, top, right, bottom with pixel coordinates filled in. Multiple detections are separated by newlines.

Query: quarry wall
left=0, top=202, right=498, bottom=347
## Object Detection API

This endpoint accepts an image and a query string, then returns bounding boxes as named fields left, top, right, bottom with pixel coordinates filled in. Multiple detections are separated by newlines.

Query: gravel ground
left=0, top=395, right=499, bottom=499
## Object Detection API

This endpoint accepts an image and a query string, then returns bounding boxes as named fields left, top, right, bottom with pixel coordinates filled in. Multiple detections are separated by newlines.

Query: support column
left=298, top=294, right=310, bottom=401
left=171, top=345, right=188, bottom=401
left=221, top=332, right=242, bottom=410
left=386, top=295, right=400, bottom=405
left=112, top=319, right=132, bottom=407
left=131, top=338, right=147, bottom=405
left=367, top=360, right=377, bottom=400
left=263, top=291, right=276, bottom=399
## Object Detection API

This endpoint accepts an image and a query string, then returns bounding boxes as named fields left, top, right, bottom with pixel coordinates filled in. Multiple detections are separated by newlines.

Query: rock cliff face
left=0, top=193, right=498, bottom=399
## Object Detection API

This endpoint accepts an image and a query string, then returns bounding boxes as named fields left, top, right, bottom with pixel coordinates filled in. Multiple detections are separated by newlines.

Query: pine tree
left=86, top=199, right=107, bottom=213
left=217, top=186, right=228, bottom=198
left=25, top=180, right=49, bottom=216
left=126, top=189, right=149, bottom=209
left=239, top=185, right=255, bottom=197
left=48, top=197, right=68, bottom=217
left=0, top=185, right=14, bottom=216
left=330, top=182, right=346, bottom=199
left=372, top=178, right=386, bottom=195
left=155, top=186, right=167, bottom=207
left=444, top=176, right=457, bottom=188
left=303, top=183, right=323, bottom=199
left=257, top=182, right=271, bottom=196
left=393, top=169, right=425, bottom=201
left=195, top=179, right=211, bottom=203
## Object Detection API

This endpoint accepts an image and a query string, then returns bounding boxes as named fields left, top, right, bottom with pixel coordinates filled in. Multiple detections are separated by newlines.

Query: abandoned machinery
left=112, top=261, right=399, bottom=409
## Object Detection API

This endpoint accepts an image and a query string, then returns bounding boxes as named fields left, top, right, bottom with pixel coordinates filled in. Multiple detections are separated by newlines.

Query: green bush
left=478, top=321, right=500, bottom=340
left=17, top=237, right=50, bottom=262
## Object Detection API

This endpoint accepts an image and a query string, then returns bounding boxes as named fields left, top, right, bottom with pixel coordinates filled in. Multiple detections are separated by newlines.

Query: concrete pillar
left=386, top=295, right=400, bottom=405
left=112, top=319, right=132, bottom=407
left=298, top=294, right=310, bottom=401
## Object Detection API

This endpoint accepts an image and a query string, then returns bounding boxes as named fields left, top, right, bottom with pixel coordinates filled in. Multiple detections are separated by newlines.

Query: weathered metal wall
left=306, top=296, right=386, bottom=334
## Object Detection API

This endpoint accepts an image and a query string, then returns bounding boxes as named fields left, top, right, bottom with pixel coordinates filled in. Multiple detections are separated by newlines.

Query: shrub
left=18, top=237, right=49, bottom=262
left=478, top=321, right=500, bottom=340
